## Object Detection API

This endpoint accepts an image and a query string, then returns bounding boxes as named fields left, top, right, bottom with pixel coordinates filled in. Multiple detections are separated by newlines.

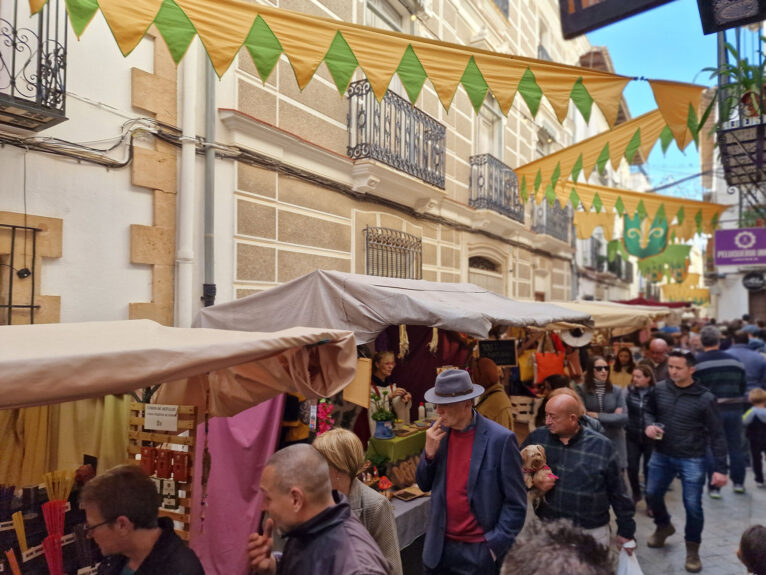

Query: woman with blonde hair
left=313, top=429, right=403, bottom=575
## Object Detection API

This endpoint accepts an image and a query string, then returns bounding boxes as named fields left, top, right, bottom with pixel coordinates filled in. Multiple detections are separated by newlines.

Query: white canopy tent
left=549, top=300, right=675, bottom=334
left=196, top=270, right=592, bottom=340
left=0, top=320, right=356, bottom=417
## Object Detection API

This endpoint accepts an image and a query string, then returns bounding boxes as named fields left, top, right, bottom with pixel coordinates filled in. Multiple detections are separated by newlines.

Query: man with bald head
left=521, top=394, right=636, bottom=556
left=648, top=338, right=670, bottom=383
left=247, top=444, right=389, bottom=575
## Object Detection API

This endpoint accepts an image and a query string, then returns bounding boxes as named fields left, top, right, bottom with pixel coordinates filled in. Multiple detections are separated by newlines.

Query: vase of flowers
left=371, top=391, right=396, bottom=439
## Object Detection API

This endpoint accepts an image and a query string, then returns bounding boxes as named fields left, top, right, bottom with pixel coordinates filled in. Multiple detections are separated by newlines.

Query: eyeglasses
left=593, top=366, right=610, bottom=372
left=83, top=519, right=113, bottom=536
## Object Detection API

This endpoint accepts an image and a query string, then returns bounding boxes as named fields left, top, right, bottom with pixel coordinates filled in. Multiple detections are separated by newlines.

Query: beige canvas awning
left=0, top=320, right=356, bottom=416
left=548, top=300, right=674, bottom=334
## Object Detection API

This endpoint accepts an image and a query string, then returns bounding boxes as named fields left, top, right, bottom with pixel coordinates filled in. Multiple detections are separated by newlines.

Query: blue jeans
left=645, top=452, right=706, bottom=543
left=706, top=406, right=746, bottom=487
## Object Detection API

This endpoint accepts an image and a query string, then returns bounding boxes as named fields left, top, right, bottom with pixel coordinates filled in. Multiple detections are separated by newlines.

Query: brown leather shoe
left=685, top=541, right=702, bottom=572
left=647, top=523, right=676, bottom=548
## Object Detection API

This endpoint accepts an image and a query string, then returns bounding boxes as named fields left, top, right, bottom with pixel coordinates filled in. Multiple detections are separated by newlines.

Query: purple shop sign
left=715, top=228, right=766, bottom=266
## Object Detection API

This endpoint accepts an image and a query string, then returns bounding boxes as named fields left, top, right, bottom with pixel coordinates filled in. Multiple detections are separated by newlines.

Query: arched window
left=468, top=254, right=504, bottom=295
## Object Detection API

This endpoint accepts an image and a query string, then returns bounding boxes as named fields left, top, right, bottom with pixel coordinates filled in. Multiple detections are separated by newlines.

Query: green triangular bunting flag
left=571, top=154, right=584, bottom=183
left=569, top=187, right=580, bottom=209
left=461, top=57, right=489, bottom=112
left=593, top=193, right=603, bottom=213
left=570, top=78, right=593, bottom=122
left=659, top=125, right=674, bottom=154
left=624, top=128, right=642, bottom=164
left=154, top=0, right=198, bottom=64
left=396, top=45, right=428, bottom=104
left=324, top=32, right=358, bottom=94
left=596, top=143, right=610, bottom=175
left=637, top=200, right=647, bottom=221
left=615, top=196, right=625, bottom=216
left=676, top=206, right=685, bottom=224
left=65, top=0, right=101, bottom=36
left=517, top=68, right=543, bottom=116
left=244, top=16, right=284, bottom=83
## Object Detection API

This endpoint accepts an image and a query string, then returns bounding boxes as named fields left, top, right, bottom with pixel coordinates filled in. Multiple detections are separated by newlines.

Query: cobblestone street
left=631, top=475, right=766, bottom=575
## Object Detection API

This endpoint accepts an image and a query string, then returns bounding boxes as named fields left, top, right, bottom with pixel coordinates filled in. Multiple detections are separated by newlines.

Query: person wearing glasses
left=80, top=464, right=205, bottom=575
left=577, top=357, right=628, bottom=470
left=643, top=349, right=728, bottom=573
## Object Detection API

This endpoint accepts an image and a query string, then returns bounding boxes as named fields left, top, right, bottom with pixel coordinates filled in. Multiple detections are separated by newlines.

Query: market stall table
left=392, top=493, right=431, bottom=549
left=367, top=430, right=426, bottom=463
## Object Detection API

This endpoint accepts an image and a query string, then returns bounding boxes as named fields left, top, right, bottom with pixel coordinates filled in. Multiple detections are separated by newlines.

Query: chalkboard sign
left=478, top=339, right=518, bottom=367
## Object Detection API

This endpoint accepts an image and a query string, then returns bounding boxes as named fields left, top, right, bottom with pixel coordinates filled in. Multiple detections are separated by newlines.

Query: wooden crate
left=128, top=402, right=196, bottom=541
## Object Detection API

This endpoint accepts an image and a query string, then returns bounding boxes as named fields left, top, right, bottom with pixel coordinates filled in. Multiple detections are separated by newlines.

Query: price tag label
left=21, top=544, right=44, bottom=562
left=144, top=404, right=179, bottom=432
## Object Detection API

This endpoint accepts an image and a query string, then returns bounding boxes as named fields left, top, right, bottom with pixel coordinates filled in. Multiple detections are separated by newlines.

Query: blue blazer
left=415, top=413, right=527, bottom=568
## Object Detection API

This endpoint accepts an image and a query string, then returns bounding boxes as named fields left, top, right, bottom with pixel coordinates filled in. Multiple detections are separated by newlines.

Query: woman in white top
left=368, top=351, right=412, bottom=434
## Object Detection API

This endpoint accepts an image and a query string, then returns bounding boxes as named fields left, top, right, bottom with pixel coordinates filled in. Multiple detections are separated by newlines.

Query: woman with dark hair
left=610, top=346, right=635, bottom=388
left=625, top=363, right=656, bottom=505
left=532, top=374, right=571, bottom=429
left=367, top=351, right=411, bottom=434
left=577, top=356, right=628, bottom=469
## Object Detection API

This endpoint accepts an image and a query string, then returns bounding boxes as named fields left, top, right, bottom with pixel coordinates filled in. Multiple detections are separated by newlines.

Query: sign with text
left=478, top=339, right=518, bottom=367
left=697, top=0, right=766, bottom=34
left=714, top=228, right=766, bottom=267
left=559, top=0, right=674, bottom=39
left=144, top=404, right=179, bottom=432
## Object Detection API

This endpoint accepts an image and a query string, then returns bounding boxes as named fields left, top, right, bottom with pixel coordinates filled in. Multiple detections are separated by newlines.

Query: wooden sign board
left=343, top=357, right=372, bottom=408
left=559, top=0, right=674, bottom=39
left=478, top=339, right=518, bottom=367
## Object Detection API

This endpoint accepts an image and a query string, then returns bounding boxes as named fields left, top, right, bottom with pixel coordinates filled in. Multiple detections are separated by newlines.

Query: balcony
left=347, top=80, right=445, bottom=189
left=0, top=0, right=67, bottom=131
left=534, top=200, right=571, bottom=243
left=607, top=255, right=634, bottom=282
left=468, top=154, right=524, bottom=223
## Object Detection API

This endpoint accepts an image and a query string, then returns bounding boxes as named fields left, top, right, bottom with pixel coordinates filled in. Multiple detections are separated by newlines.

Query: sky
left=586, top=0, right=719, bottom=200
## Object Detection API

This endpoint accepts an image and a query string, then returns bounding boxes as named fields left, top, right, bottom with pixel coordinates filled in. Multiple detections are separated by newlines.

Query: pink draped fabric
left=190, top=396, right=284, bottom=575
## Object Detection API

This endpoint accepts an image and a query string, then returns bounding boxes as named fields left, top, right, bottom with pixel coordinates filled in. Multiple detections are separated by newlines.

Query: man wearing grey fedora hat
left=416, top=369, right=527, bottom=574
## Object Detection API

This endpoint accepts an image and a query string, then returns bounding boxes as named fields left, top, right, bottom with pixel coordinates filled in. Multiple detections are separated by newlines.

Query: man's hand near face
left=248, top=518, right=276, bottom=575
left=425, top=417, right=447, bottom=460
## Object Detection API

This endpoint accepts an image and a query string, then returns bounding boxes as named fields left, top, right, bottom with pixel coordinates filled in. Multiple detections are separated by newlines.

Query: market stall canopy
left=548, top=300, right=673, bottom=333
left=195, top=270, right=592, bottom=343
left=615, top=297, right=692, bottom=309
left=0, top=320, right=356, bottom=415
left=33, top=0, right=703, bottom=132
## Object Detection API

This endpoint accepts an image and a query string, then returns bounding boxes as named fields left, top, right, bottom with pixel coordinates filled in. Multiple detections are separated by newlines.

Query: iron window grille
left=347, top=79, right=446, bottom=189
left=0, top=0, right=67, bottom=131
left=0, top=223, right=39, bottom=324
left=469, top=154, right=524, bottom=223
left=364, top=226, right=422, bottom=280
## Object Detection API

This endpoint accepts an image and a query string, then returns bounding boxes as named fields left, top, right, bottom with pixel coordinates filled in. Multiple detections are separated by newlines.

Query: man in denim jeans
left=644, top=349, right=728, bottom=573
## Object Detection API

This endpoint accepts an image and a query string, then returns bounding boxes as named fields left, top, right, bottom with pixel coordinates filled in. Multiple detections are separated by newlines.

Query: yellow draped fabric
left=0, top=397, right=130, bottom=486
left=34, top=0, right=704, bottom=132
left=649, top=80, right=705, bottom=150
left=557, top=182, right=727, bottom=240
left=661, top=274, right=710, bottom=304
left=574, top=211, right=615, bottom=241
left=517, top=110, right=670, bottom=196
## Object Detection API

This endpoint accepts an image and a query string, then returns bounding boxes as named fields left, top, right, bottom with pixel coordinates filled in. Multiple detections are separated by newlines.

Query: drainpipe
left=202, top=59, right=216, bottom=307
left=176, top=46, right=198, bottom=327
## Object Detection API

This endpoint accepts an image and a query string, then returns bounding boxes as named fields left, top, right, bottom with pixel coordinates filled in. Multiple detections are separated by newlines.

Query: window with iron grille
left=0, top=223, right=39, bottom=324
left=364, top=226, right=422, bottom=279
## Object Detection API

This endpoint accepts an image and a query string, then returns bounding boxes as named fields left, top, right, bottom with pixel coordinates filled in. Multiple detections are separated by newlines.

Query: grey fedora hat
left=424, top=369, right=484, bottom=405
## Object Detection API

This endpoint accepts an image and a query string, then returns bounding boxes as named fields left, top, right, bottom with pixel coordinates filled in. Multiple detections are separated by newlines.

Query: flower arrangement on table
left=316, top=399, right=335, bottom=436
left=370, top=391, right=396, bottom=422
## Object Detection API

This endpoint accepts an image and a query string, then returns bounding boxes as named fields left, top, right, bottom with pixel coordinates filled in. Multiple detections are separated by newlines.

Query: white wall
left=0, top=13, right=158, bottom=322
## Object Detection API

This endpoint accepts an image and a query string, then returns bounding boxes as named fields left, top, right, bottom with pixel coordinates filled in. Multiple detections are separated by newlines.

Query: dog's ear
left=536, top=445, right=546, bottom=458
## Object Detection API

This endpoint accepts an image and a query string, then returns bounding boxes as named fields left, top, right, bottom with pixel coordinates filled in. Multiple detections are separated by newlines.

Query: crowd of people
left=75, top=316, right=766, bottom=575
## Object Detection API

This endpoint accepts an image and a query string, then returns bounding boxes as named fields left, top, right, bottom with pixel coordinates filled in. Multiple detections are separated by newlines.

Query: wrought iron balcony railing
left=0, top=0, right=67, bottom=131
left=468, top=153, right=524, bottom=223
left=534, top=200, right=571, bottom=243
left=347, top=80, right=446, bottom=189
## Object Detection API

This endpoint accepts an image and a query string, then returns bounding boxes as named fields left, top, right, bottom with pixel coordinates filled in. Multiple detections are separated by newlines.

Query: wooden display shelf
left=128, top=402, right=197, bottom=542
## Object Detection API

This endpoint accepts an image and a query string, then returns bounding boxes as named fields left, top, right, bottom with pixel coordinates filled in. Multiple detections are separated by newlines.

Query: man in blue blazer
left=416, top=369, right=527, bottom=574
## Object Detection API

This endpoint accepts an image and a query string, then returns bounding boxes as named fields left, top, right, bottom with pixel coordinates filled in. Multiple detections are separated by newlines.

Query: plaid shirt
left=522, top=426, right=636, bottom=538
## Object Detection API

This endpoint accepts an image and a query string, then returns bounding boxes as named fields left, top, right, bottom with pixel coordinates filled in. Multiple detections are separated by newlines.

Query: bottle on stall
left=418, top=402, right=426, bottom=420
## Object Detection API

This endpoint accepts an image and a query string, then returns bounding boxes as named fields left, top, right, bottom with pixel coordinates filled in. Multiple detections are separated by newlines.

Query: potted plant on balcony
left=704, top=40, right=766, bottom=120
left=370, top=391, right=396, bottom=439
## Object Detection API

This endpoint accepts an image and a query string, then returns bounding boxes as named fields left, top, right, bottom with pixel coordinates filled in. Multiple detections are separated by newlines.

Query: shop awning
left=195, top=270, right=592, bottom=343
left=0, top=320, right=356, bottom=416
left=36, top=0, right=703, bottom=132
left=549, top=300, right=673, bottom=332
left=615, top=297, right=691, bottom=309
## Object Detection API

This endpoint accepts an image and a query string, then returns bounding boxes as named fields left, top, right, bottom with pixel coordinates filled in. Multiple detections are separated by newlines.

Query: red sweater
left=444, top=428, right=485, bottom=542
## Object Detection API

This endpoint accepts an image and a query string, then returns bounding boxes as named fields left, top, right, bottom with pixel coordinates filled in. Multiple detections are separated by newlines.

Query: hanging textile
left=661, top=273, right=710, bottom=305
left=574, top=211, right=615, bottom=241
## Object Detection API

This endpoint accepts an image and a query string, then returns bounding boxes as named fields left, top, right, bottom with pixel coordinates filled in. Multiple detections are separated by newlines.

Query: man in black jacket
left=80, top=464, right=204, bottom=575
left=644, top=349, right=728, bottom=573
left=247, top=444, right=389, bottom=575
